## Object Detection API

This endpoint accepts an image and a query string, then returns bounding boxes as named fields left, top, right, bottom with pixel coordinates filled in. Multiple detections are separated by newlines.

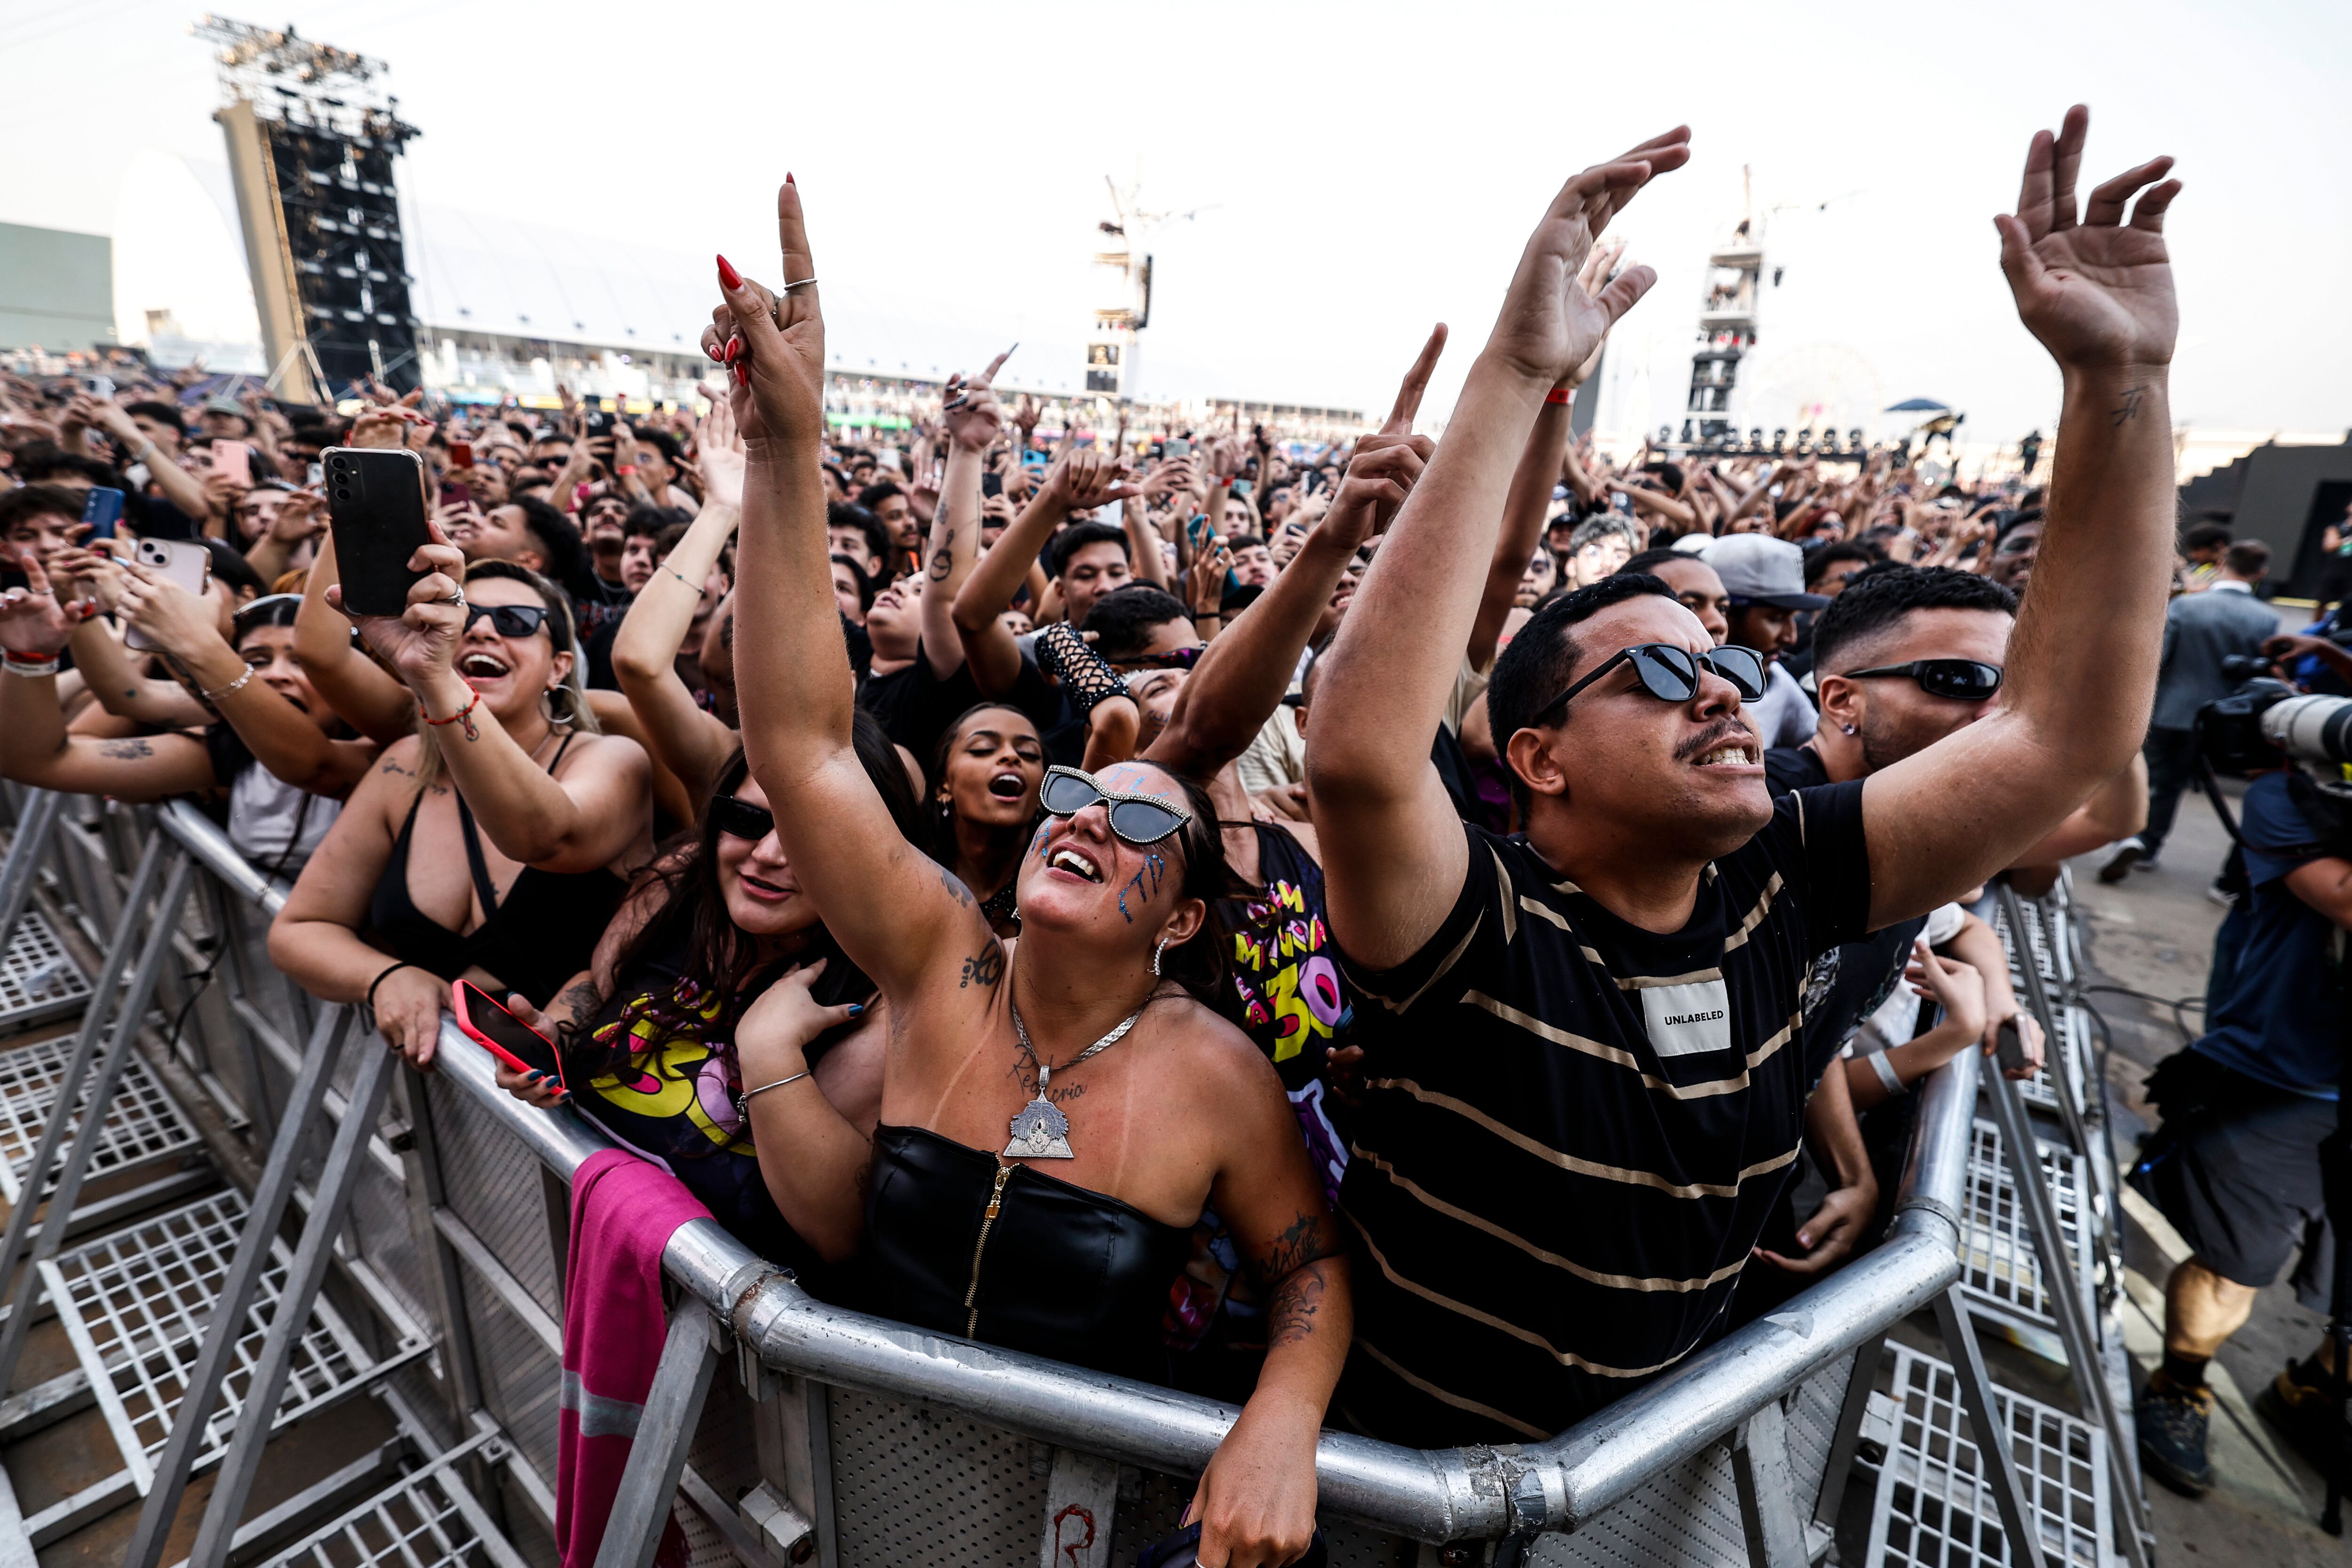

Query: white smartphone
left=125, top=539, right=213, bottom=652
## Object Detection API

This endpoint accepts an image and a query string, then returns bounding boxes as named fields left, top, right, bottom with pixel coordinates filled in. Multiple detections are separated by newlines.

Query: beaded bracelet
left=201, top=666, right=256, bottom=702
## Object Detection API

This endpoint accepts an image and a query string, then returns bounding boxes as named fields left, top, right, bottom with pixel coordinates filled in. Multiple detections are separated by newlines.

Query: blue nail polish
left=848, top=1003, right=864, bottom=1017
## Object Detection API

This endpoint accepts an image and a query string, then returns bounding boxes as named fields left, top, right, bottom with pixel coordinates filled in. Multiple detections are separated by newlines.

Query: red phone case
left=449, top=982, right=567, bottom=1091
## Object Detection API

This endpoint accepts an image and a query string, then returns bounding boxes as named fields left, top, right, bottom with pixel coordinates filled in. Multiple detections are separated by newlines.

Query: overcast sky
left=4, top=0, right=2345, bottom=442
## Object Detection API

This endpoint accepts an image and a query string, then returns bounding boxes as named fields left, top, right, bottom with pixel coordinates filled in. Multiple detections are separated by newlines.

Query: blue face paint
left=1030, top=824, right=1049, bottom=858
left=1146, top=853, right=1166, bottom=893
left=1117, top=885, right=1133, bottom=923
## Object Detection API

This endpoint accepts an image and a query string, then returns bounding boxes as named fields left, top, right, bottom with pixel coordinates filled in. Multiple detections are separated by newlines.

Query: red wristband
left=615, top=464, right=638, bottom=476
left=1544, top=387, right=1574, bottom=406
left=424, top=687, right=482, bottom=742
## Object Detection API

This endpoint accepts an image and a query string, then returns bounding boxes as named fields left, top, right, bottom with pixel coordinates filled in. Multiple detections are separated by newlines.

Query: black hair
left=202, top=538, right=267, bottom=601
left=14, top=443, right=118, bottom=487
left=826, top=500, right=890, bottom=567
left=1049, top=520, right=1131, bottom=578
left=856, top=479, right=905, bottom=513
left=829, top=552, right=875, bottom=612
left=512, top=494, right=592, bottom=599
left=2224, top=540, right=2271, bottom=579
left=1809, top=565, right=2018, bottom=677
left=1080, top=584, right=1191, bottom=661
left=122, top=400, right=186, bottom=436
left=1618, top=547, right=1705, bottom=578
left=0, top=483, right=85, bottom=533
left=1486, top=574, right=1677, bottom=811
left=632, top=428, right=684, bottom=470
left=572, top=728, right=918, bottom=1086
left=2181, top=521, right=2234, bottom=553
left=924, top=702, right=1043, bottom=864
left=623, top=502, right=689, bottom=540
left=1995, top=507, right=2043, bottom=543
left=232, top=593, right=303, bottom=638
left=1104, top=762, right=1237, bottom=1009
left=1803, top=541, right=1876, bottom=586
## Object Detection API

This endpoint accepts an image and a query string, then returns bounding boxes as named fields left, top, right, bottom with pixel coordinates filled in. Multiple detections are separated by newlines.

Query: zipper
left=964, top=1162, right=1014, bottom=1338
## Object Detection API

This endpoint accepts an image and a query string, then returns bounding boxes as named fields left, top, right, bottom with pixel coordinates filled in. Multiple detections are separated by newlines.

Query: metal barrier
left=0, top=788, right=2055, bottom=1568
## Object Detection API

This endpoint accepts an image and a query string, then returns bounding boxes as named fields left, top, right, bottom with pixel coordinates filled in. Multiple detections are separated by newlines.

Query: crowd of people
left=3, top=105, right=2332, bottom=1562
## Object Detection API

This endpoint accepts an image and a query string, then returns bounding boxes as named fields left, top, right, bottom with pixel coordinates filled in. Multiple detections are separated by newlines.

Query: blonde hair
left=414, top=560, right=598, bottom=790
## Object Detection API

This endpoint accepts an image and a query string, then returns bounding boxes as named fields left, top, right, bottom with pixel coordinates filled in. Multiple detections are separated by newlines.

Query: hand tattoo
left=2111, top=386, right=2146, bottom=426
left=959, top=939, right=1004, bottom=989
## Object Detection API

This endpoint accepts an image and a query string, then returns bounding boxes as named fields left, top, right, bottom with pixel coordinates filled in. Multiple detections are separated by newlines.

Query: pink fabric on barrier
left=556, top=1146, right=714, bottom=1568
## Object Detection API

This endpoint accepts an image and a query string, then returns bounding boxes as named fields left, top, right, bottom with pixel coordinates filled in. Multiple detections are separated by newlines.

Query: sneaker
left=2098, top=839, right=2145, bottom=883
left=2137, top=1372, right=2215, bottom=1496
left=2134, top=851, right=2162, bottom=872
left=2257, top=1362, right=2350, bottom=1481
left=2207, top=881, right=2238, bottom=908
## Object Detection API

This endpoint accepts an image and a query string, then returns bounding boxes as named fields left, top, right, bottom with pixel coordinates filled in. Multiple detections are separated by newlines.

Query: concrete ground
left=2066, top=771, right=2350, bottom=1563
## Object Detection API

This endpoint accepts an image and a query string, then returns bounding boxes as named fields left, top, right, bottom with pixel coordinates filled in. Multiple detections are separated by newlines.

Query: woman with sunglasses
left=709, top=193, right=1345, bottom=1568
left=495, top=739, right=918, bottom=1277
left=0, top=563, right=371, bottom=872
left=272, top=550, right=654, bottom=1067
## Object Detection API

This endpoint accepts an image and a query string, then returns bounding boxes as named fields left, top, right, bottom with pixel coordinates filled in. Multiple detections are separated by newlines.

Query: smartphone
left=1164, top=437, right=1191, bottom=461
left=81, top=486, right=126, bottom=541
left=582, top=398, right=613, bottom=437
left=451, top=980, right=567, bottom=1089
left=440, top=480, right=473, bottom=508
left=323, top=446, right=433, bottom=616
left=450, top=439, right=475, bottom=469
left=980, top=471, right=1003, bottom=499
left=1231, top=479, right=1252, bottom=499
left=125, top=539, right=213, bottom=652
left=1995, top=1020, right=2027, bottom=1077
left=211, top=440, right=253, bottom=487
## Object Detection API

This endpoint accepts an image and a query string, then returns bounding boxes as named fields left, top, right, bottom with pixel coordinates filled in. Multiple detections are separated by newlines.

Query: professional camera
left=2196, top=676, right=2352, bottom=788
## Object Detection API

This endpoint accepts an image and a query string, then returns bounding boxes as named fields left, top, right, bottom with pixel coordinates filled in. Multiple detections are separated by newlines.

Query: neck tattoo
left=1002, top=996, right=1146, bottom=1160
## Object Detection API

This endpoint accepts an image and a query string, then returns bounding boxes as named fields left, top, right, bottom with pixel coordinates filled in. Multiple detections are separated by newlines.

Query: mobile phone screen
left=453, top=981, right=565, bottom=1084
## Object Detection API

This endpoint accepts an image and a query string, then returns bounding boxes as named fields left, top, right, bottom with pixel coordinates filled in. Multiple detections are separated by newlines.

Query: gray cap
left=1699, top=534, right=1828, bottom=610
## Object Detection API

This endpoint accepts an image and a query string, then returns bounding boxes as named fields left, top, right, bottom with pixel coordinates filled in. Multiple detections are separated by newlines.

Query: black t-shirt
left=1764, top=747, right=1927, bottom=1062
left=859, top=642, right=1081, bottom=769
left=1331, top=785, right=1873, bottom=1445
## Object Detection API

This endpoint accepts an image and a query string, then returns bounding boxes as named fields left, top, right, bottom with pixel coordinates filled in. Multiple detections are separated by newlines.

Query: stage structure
left=198, top=16, right=423, bottom=403
left=1084, top=176, right=1201, bottom=403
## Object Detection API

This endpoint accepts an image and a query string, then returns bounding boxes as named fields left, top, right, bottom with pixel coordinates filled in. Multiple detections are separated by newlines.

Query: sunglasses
left=1039, top=766, right=1192, bottom=845
left=1530, top=643, right=1767, bottom=725
left=1120, top=645, right=1204, bottom=671
left=710, top=794, right=774, bottom=841
left=1843, top=659, right=2004, bottom=701
left=463, top=603, right=553, bottom=638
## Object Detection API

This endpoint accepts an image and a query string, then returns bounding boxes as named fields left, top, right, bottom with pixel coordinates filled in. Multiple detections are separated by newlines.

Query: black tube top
left=861, top=1124, right=1193, bottom=1383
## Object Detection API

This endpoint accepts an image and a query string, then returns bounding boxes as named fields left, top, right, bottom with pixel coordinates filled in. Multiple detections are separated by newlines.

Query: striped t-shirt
left=1332, top=783, right=1872, bottom=1444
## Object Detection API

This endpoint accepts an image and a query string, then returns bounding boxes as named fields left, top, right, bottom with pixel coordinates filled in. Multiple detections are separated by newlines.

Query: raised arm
left=921, top=349, right=1015, bottom=679
left=950, top=446, right=1135, bottom=696
left=714, top=183, right=985, bottom=998
left=50, top=546, right=214, bottom=728
left=86, top=398, right=210, bottom=520
left=612, top=401, right=743, bottom=798
left=1863, top=107, right=2181, bottom=926
left=1147, top=329, right=1443, bottom=780
left=295, top=533, right=417, bottom=745
left=1309, top=132, right=1688, bottom=969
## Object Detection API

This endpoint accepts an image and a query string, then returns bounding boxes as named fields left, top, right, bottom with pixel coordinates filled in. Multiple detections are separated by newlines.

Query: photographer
left=2130, top=739, right=2352, bottom=1496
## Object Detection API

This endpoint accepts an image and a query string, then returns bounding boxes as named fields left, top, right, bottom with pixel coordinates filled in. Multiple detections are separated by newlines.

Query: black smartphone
left=1995, top=1020, right=2027, bottom=1076
left=81, top=486, right=125, bottom=541
left=323, top=446, right=432, bottom=616
left=981, top=471, right=1004, bottom=499
left=452, top=980, right=567, bottom=1088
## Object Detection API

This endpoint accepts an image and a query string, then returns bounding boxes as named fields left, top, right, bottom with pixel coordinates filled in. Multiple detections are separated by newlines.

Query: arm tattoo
left=2111, top=386, right=2146, bottom=426
left=927, top=543, right=954, bottom=582
left=555, top=978, right=602, bottom=1026
left=1254, top=1210, right=1339, bottom=1288
left=378, top=758, right=413, bottom=777
left=938, top=863, right=975, bottom=907
left=1267, top=1261, right=1329, bottom=1349
left=98, top=738, right=155, bottom=759
left=959, top=939, right=1004, bottom=989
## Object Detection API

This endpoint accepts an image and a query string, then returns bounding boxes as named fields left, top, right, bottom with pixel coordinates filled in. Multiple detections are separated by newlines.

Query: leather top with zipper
left=861, top=1124, right=1193, bottom=1384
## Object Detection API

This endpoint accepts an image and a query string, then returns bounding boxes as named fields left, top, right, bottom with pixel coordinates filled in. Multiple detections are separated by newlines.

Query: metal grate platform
left=0, top=1030, right=201, bottom=1205
left=1866, top=1345, right=2113, bottom=1568
left=257, top=1433, right=526, bottom=1568
left=1994, top=898, right=2087, bottom=1119
left=1958, top=1117, right=2094, bottom=1344
left=37, top=1189, right=387, bottom=1490
left=0, top=905, right=91, bottom=1031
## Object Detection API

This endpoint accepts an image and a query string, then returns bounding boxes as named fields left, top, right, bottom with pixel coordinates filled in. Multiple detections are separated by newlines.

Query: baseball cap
left=1700, top=535, right=1829, bottom=610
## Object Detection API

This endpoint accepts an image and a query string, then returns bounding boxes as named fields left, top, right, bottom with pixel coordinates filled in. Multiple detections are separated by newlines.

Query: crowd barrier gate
left=0, top=785, right=2138, bottom=1568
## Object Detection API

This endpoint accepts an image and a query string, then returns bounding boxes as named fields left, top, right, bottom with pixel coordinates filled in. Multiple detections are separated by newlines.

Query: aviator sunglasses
left=1039, top=766, right=1192, bottom=846
left=1530, top=643, right=1768, bottom=725
left=1842, top=659, right=2004, bottom=701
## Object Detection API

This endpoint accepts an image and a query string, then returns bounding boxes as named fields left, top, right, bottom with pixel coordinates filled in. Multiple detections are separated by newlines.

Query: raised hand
left=1316, top=323, right=1446, bottom=549
left=1561, top=238, right=1628, bottom=390
left=941, top=346, right=1017, bottom=451
left=339, top=524, right=469, bottom=690
left=1049, top=446, right=1139, bottom=512
left=1486, top=127, right=1689, bottom=386
left=1995, top=105, right=2179, bottom=372
left=701, top=177, right=826, bottom=447
left=696, top=384, right=747, bottom=510
left=0, top=555, right=75, bottom=657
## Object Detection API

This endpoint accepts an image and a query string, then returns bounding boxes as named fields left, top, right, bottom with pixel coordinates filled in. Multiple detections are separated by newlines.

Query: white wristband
left=1866, top=1048, right=1907, bottom=1099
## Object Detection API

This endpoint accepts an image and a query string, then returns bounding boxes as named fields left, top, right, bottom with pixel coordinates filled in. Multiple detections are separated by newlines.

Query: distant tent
left=1884, top=398, right=1952, bottom=413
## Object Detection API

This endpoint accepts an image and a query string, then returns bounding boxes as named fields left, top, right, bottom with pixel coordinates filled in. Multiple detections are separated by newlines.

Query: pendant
left=1004, top=1096, right=1074, bottom=1159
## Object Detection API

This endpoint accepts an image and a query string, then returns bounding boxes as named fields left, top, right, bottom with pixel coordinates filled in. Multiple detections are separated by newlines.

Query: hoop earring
left=1152, top=933, right=1170, bottom=978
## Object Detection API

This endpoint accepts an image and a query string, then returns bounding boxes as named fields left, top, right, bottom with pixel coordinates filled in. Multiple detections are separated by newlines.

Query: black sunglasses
left=1039, top=766, right=1192, bottom=845
left=1530, top=643, right=1767, bottom=725
left=1120, top=645, right=1204, bottom=671
left=464, top=603, right=553, bottom=639
left=710, top=794, right=774, bottom=841
left=1843, top=659, right=2004, bottom=701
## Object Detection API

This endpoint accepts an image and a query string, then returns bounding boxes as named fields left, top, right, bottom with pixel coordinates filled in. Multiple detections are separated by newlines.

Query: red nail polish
left=716, top=254, right=742, bottom=289
left=785, top=172, right=795, bottom=185
left=725, top=336, right=740, bottom=365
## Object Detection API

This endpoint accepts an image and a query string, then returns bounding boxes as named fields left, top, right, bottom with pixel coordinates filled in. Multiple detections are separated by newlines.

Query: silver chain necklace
left=1002, top=997, right=1147, bottom=1159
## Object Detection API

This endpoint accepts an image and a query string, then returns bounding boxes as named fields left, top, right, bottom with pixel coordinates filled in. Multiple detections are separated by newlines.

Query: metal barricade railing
left=0, top=792, right=2022, bottom=1568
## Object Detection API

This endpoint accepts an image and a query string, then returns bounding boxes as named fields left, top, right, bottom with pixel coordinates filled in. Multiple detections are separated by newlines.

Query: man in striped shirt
left=1306, top=110, right=2183, bottom=1444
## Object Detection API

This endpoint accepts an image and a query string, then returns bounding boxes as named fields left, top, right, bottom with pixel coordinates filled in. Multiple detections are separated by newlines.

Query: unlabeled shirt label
left=1642, top=978, right=1733, bottom=1058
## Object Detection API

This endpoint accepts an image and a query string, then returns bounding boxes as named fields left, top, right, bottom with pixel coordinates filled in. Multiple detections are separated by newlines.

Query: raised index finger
left=1383, top=323, right=1448, bottom=435
left=777, top=175, right=819, bottom=316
